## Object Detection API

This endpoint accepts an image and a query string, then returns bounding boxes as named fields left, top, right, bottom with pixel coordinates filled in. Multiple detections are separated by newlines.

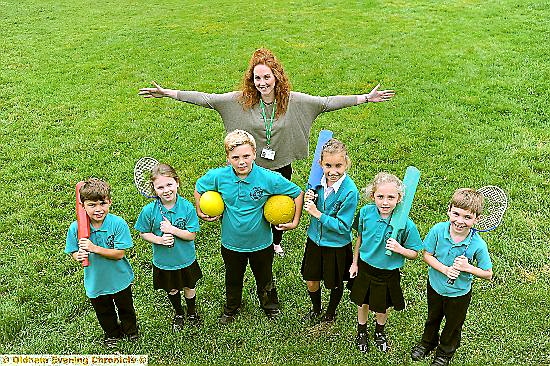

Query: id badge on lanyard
left=260, top=100, right=276, bottom=160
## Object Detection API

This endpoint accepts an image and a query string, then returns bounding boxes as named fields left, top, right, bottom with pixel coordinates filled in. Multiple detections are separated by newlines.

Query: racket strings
left=134, top=157, right=159, bottom=198
left=475, top=186, right=508, bottom=232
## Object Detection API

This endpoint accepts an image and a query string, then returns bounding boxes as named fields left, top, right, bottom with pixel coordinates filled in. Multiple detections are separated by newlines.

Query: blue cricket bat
left=307, top=130, right=333, bottom=190
left=385, top=166, right=421, bottom=255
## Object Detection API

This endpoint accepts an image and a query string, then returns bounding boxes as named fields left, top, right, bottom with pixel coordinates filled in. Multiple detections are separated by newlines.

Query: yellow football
left=264, top=195, right=295, bottom=225
left=200, top=191, right=224, bottom=217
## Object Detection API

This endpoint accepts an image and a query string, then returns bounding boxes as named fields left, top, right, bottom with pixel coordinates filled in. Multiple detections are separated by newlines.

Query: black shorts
left=301, top=238, right=352, bottom=289
left=349, top=259, right=405, bottom=312
left=153, top=260, right=203, bottom=291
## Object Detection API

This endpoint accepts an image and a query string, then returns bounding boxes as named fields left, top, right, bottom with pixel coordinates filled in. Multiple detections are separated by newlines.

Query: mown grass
left=1, top=0, right=549, bottom=364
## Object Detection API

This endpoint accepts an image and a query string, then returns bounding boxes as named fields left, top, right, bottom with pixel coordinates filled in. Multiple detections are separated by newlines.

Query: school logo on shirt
left=250, top=186, right=264, bottom=200
left=173, top=217, right=187, bottom=230
left=106, top=234, right=115, bottom=249
left=330, top=200, right=343, bottom=215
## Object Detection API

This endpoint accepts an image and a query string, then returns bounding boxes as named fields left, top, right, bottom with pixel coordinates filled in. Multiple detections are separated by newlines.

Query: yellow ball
left=200, top=191, right=224, bottom=217
left=264, top=195, right=295, bottom=225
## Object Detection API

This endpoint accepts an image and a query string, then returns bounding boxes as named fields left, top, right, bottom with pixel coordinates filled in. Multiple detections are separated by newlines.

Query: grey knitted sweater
left=176, top=90, right=357, bottom=170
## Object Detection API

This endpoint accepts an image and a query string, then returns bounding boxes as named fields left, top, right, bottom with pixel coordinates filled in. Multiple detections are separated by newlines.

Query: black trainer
left=374, top=331, right=389, bottom=353
left=411, top=343, right=434, bottom=361
left=103, top=336, right=121, bottom=349
left=431, top=354, right=451, bottom=366
left=264, top=308, right=281, bottom=320
left=356, top=332, right=369, bottom=354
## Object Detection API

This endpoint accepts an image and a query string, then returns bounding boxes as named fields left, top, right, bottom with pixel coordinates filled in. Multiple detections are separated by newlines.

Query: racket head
left=474, top=185, right=508, bottom=232
left=134, top=157, right=159, bottom=198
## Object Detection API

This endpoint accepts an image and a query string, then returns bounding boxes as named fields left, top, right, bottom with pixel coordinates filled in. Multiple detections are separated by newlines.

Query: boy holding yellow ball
left=194, top=129, right=304, bottom=323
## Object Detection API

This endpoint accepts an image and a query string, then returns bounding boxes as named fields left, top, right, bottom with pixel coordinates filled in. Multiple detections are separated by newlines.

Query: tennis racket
left=75, top=181, right=90, bottom=267
left=134, top=157, right=173, bottom=248
left=447, top=185, right=508, bottom=284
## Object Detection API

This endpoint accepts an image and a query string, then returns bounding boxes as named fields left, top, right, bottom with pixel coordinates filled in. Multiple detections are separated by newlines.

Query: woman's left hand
left=365, top=84, right=395, bottom=103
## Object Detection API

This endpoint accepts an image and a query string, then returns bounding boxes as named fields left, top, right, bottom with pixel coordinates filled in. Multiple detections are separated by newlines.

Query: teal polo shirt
left=65, top=213, right=134, bottom=299
left=424, top=221, right=492, bottom=297
left=135, top=195, right=200, bottom=270
left=307, top=175, right=359, bottom=247
left=196, top=163, right=302, bottom=252
left=354, top=204, right=423, bottom=270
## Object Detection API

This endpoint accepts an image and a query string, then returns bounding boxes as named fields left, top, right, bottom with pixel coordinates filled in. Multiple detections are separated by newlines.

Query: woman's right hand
left=139, top=81, right=173, bottom=98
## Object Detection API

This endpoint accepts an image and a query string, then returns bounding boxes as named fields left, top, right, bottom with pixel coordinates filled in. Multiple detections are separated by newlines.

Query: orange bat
left=76, top=181, right=90, bottom=267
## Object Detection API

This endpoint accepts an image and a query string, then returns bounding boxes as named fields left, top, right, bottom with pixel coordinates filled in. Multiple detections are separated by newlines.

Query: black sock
left=308, top=288, right=322, bottom=312
left=358, top=322, right=367, bottom=334
left=375, top=322, right=385, bottom=334
left=325, top=287, right=344, bottom=315
left=168, top=291, right=184, bottom=315
left=185, top=295, right=196, bottom=315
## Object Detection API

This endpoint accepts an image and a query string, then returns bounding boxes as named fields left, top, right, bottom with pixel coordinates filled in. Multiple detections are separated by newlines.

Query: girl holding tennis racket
left=411, top=188, right=496, bottom=366
left=135, top=163, right=203, bottom=330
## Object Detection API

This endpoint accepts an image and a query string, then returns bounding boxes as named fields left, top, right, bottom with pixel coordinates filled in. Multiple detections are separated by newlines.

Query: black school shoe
left=219, top=313, right=236, bottom=325
left=356, top=332, right=369, bottom=354
left=411, top=343, right=435, bottom=361
left=187, top=313, right=202, bottom=326
left=431, top=354, right=452, bottom=366
left=172, top=314, right=185, bottom=331
left=321, top=312, right=336, bottom=323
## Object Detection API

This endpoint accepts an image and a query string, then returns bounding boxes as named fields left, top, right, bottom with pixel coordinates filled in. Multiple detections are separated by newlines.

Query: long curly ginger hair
left=239, top=48, right=291, bottom=118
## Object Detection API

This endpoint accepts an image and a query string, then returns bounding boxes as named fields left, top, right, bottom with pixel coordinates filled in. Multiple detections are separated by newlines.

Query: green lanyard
left=260, top=100, right=276, bottom=147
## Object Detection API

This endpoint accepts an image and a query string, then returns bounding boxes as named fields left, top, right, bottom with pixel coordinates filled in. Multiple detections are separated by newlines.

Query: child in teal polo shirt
left=194, top=129, right=304, bottom=324
left=301, top=138, right=359, bottom=324
left=349, top=172, right=423, bottom=354
left=411, top=188, right=492, bottom=366
left=65, top=178, right=138, bottom=348
left=135, top=163, right=202, bottom=331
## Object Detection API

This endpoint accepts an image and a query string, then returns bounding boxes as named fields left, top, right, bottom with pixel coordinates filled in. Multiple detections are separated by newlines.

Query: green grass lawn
left=1, top=0, right=549, bottom=364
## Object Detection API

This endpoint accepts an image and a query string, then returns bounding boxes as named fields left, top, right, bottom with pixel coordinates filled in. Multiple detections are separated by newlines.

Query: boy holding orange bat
left=65, top=178, right=138, bottom=348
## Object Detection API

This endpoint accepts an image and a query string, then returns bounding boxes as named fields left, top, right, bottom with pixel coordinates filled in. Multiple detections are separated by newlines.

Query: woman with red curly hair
left=139, top=48, right=394, bottom=256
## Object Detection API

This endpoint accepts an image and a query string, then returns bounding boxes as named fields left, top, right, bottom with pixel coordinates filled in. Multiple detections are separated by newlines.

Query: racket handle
left=385, top=249, right=392, bottom=256
left=82, top=257, right=90, bottom=267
